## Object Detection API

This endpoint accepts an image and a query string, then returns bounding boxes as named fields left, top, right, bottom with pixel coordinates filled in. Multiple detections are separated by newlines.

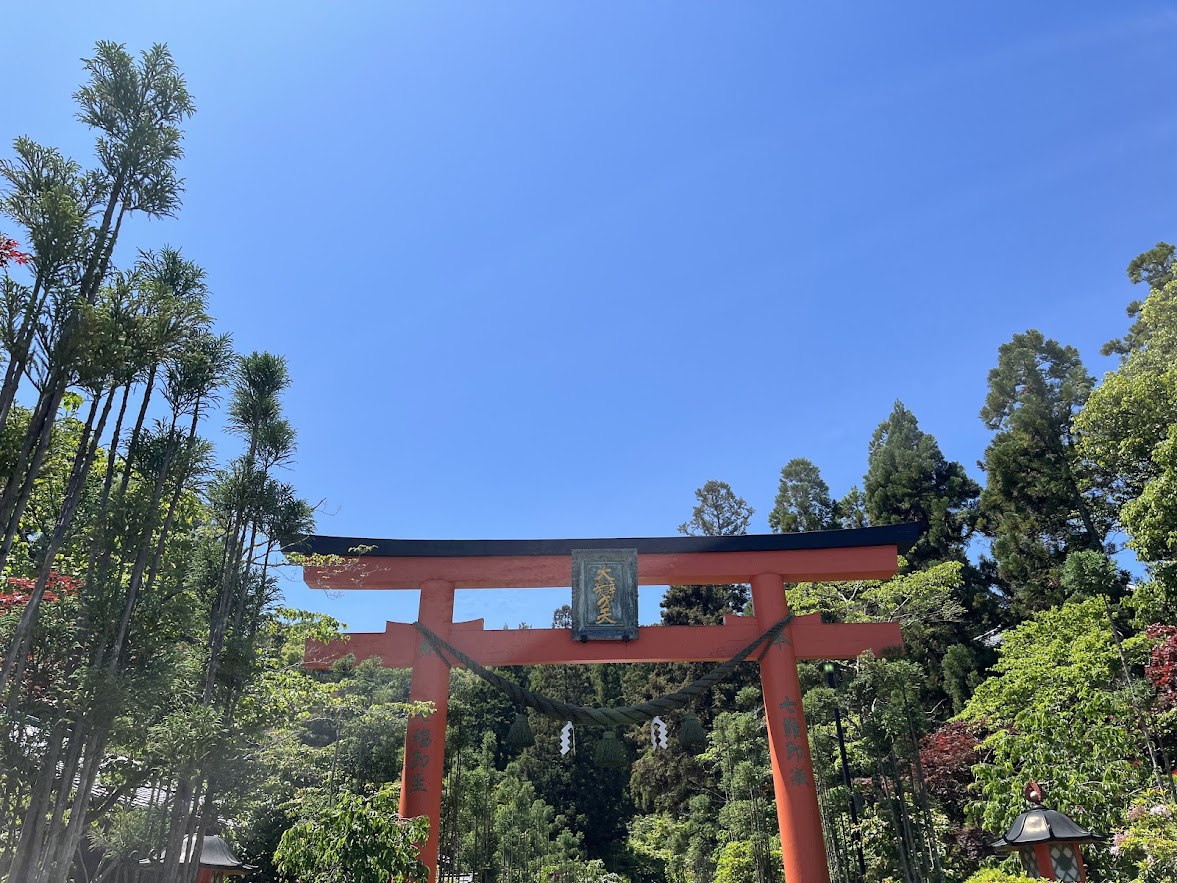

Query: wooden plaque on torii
left=293, top=523, right=919, bottom=883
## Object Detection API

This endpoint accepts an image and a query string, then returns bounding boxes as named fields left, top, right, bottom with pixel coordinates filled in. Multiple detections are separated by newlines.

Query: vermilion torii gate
left=295, top=523, right=919, bottom=883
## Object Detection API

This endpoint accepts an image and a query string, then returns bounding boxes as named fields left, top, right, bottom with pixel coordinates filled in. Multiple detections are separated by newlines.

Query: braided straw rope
left=413, top=613, right=795, bottom=728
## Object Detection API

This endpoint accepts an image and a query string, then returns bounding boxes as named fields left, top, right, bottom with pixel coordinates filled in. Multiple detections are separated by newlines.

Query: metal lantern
left=991, top=781, right=1107, bottom=881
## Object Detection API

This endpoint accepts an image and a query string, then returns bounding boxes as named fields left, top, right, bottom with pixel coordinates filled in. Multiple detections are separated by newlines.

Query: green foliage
left=941, top=644, right=982, bottom=715
left=628, top=799, right=720, bottom=883
left=960, top=870, right=1025, bottom=883
left=704, top=712, right=778, bottom=883
left=273, top=785, right=429, bottom=883
left=678, top=480, right=753, bottom=538
left=970, top=698, right=1145, bottom=836
left=961, top=600, right=1155, bottom=848
left=713, top=839, right=779, bottom=883
left=1122, top=423, right=1177, bottom=572
left=789, top=558, right=965, bottom=628
left=960, top=598, right=1129, bottom=724
left=0, top=45, right=323, bottom=878
left=1079, top=275, right=1177, bottom=598
left=1105, top=241, right=1175, bottom=356
left=664, top=479, right=753, bottom=623
left=768, top=458, right=836, bottom=534
left=865, top=401, right=980, bottom=568
left=804, top=652, right=952, bottom=883
left=1060, top=549, right=1126, bottom=602
left=791, top=559, right=973, bottom=707
left=1112, top=789, right=1177, bottom=883
left=492, top=771, right=565, bottom=883
left=979, top=330, right=1112, bottom=613
left=540, top=858, right=630, bottom=883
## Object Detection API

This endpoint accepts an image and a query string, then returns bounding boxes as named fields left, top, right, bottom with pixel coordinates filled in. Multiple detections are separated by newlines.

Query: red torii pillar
left=298, top=525, right=918, bottom=883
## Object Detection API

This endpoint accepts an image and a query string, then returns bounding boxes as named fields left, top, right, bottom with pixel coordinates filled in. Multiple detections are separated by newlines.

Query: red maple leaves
left=1146, top=625, right=1177, bottom=705
left=1, top=572, right=81, bottom=614
left=919, top=721, right=980, bottom=814
left=1, top=236, right=30, bottom=268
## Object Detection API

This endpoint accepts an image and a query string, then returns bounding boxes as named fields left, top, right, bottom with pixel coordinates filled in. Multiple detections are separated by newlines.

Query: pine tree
left=768, top=458, right=837, bottom=534
left=663, top=480, right=753, bottom=621
left=864, top=401, right=980, bottom=570
left=861, top=403, right=995, bottom=709
left=978, top=331, right=1114, bottom=612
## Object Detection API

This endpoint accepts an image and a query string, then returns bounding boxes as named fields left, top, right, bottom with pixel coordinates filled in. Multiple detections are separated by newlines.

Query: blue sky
left=5, top=2, right=1177, bottom=632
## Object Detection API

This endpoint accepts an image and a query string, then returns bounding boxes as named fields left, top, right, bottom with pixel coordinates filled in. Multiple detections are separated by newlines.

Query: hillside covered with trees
left=3, top=42, right=1177, bottom=883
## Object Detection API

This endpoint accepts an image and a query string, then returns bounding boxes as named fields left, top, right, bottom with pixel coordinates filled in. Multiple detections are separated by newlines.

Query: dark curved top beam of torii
left=292, top=522, right=920, bottom=883
left=289, top=522, right=921, bottom=591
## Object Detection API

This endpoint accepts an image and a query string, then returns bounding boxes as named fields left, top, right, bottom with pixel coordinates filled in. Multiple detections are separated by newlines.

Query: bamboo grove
left=4, top=41, right=1177, bottom=883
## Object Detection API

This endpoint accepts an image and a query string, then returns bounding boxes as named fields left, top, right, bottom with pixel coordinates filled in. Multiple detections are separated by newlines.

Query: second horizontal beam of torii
left=304, top=614, right=902, bottom=669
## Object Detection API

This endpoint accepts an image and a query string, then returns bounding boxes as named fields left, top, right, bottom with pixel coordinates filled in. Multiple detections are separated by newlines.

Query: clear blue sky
left=6, top=2, right=1176, bottom=632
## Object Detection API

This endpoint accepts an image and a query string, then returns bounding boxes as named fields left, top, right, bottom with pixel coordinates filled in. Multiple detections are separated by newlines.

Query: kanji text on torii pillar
left=292, top=523, right=919, bottom=883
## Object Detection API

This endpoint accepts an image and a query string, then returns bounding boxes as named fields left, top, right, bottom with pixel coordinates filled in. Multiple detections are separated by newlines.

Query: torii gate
left=295, top=523, right=918, bottom=883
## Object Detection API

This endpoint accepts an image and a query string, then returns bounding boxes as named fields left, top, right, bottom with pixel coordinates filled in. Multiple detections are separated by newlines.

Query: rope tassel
left=679, top=711, right=706, bottom=753
left=594, top=730, right=627, bottom=769
left=506, top=709, right=535, bottom=750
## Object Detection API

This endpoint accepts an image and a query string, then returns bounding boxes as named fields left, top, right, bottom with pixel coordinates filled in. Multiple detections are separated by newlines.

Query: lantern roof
left=139, top=834, right=255, bottom=873
left=991, top=806, right=1107, bottom=852
left=195, top=835, right=252, bottom=870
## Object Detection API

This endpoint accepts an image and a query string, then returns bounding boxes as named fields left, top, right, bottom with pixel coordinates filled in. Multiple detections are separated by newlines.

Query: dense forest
left=3, top=42, right=1177, bottom=883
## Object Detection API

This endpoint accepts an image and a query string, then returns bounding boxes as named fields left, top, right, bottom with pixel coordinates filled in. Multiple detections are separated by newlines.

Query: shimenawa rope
left=412, top=613, right=795, bottom=728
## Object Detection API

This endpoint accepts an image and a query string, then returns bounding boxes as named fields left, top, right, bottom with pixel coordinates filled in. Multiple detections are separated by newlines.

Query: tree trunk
left=86, top=380, right=133, bottom=584
left=1, top=386, right=116, bottom=706
left=42, top=720, right=112, bottom=883
left=0, top=269, right=50, bottom=435
left=6, top=720, right=67, bottom=883
left=145, top=403, right=203, bottom=595
left=106, top=421, right=180, bottom=671
left=113, top=364, right=157, bottom=507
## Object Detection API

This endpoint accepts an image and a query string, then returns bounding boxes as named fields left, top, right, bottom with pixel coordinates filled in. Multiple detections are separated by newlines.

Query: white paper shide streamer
left=560, top=721, right=575, bottom=755
left=650, top=716, right=668, bottom=750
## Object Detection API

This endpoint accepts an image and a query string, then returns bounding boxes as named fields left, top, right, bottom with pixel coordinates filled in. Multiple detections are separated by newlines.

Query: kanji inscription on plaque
left=571, top=549, right=638, bottom=641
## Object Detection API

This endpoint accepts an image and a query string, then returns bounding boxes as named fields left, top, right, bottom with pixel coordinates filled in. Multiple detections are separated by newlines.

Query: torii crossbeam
left=294, top=524, right=919, bottom=883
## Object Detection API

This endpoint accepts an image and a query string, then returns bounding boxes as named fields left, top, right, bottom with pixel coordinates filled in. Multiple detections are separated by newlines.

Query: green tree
left=806, top=653, right=946, bottom=883
left=1104, top=241, right=1175, bottom=357
left=0, top=41, right=194, bottom=602
left=704, top=708, right=779, bottom=883
left=978, top=331, right=1113, bottom=612
left=960, top=599, right=1155, bottom=857
left=492, top=771, right=567, bottom=883
left=1078, top=269, right=1177, bottom=599
left=768, top=458, right=837, bottom=534
left=864, top=401, right=980, bottom=570
left=706, top=838, right=772, bottom=883
left=836, top=485, right=869, bottom=530
left=678, top=480, right=753, bottom=538
left=664, top=480, right=753, bottom=623
left=274, top=785, right=428, bottom=883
